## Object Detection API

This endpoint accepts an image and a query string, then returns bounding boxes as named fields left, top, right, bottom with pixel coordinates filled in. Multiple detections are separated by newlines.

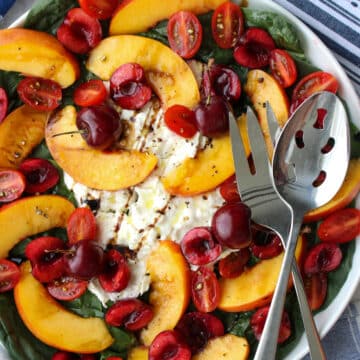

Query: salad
left=0, top=0, right=359, bottom=359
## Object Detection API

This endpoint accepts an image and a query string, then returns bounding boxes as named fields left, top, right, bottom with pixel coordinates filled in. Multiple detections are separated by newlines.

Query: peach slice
left=0, top=29, right=79, bottom=88
left=109, top=0, right=225, bottom=35
left=127, top=346, right=149, bottom=360
left=218, top=235, right=305, bottom=312
left=140, top=240, right=191, bottom=346
left=244, top=69, right=290, bottom=159
left=0, top=195, right=74, bottom=258
left=86, top=35, right=200, bottom=109
left=45, top=106, right=157, bottom=190
left=192, top=334, right=250, bottom=360
left=0, top=105, right=49, bottom=169
left=304, top=158, right=360, bottom=222
left=14, top=262, right=113, bottom=353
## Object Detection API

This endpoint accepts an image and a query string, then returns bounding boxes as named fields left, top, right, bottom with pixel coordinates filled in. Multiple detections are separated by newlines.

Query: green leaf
left=107, top=326, right=136, bottom=354
left=0, top=71, right=23, bottom=113
left=350, top=122, right=360, bottom=159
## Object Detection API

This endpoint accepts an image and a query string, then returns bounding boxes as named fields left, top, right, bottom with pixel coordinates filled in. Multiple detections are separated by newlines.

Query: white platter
left=1, top=1, right=360, bottom=359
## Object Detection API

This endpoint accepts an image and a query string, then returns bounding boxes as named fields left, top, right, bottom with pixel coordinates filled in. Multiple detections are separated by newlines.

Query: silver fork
left=229, top=107, right=326, bottom=360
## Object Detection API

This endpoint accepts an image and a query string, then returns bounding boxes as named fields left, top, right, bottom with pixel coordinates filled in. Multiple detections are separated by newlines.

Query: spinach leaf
left=242, top=8, right=303, bottom=53
left=107, top=326, right=136, bottom=354
left=350, top=122, right=360, bottom=159
left=0, top=71, right=23, bottom=113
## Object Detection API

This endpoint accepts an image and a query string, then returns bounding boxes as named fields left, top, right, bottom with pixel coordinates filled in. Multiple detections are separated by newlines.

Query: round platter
left=1, top=1, right=360, bottom=359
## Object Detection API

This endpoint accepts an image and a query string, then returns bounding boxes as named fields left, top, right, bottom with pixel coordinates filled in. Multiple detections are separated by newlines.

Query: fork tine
left=266, top=101, right=281, bottom=145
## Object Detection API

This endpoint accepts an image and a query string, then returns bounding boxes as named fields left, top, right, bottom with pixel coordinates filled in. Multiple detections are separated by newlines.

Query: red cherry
left=0, top=87, right=8, bottom=123
left=52, top=351, right=78, bottom=360
left=250, top=224, right=284, bottom=259
left=218, top=248, right=250, bottom=278
left=219, top=174, right=241, bottom=203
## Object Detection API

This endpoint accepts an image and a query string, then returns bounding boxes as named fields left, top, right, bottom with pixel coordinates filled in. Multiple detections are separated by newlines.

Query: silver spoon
left=254, top=91, right=350, bottom=360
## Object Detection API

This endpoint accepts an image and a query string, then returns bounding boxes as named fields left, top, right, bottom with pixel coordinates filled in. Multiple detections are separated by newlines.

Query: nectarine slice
left=127, top=346, right=149, bottom=360
left=14, top=262, right=113, bottom=353
left=0, top=195, right=74, bottom=258
left=86, top=35, right=200, bottom=109
left=218, top=235, right=305, bottom=312
left=244, top=69, right=290, bottom=158
left=0, top=29, right=79, bottom=88
left=109, top=0, right=225, bottom=35
left=0, top=105, right=49, bottom=169
left=140, top=240, right=191, bottom=346
left=45, top=106, right=157, bottom=190
left=192, top=334, right=250, bottom=360
left=304, top=158, right=360, bottom=222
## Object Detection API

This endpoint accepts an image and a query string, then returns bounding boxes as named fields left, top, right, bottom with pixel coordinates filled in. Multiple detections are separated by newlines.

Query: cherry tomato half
left=304, top=272, right=328, bottom=311
left=67, top=207, right=97, bottom=244
left=191, top=266, right=220, bottom=313
left=52, top=351, right=78, bottom=360
left=167, top=11, right=203, bottom=59
left=219, top=174, right=240, bottom=202
left=0, top=87, right=8, bottom=123
left=290, top=71, right=339, bottom=113
left=211, top=1, right=244, bottom=49
left=78, top=0, right=118, bottom=20
left=164, top=105, right=198, bottom=139
left=318, top=208, right=360, bottom=244
left=47, top=276, right=88, bottom=301
left=269, top=49, right=297, bottom=88
left=0, top=169, right=26, bottom=203
left=17, top=77, right=62, bottom=111
left=0, top=259, right=21, bottom=293
left=74, top=79, right=107, bottom=107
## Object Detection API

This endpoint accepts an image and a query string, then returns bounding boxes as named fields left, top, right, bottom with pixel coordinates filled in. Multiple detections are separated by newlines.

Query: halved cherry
left=25, top=236, right=66, bottom=283
left=303, top=242, right=342, bottom=276
left=234, top=27, right=276, bottom=68
left=250, top=224, right=283, bottom=259
left=105, top=357, right=123, bottom=360
left=304, top=272, right=328, bottom=311
left=191, top=266, right=220, bottom=313
left=269, top=49, right=297, bottom=88
left=19, top=158, right=60, bottom=194
left=181, top=227, right=222, bottom=266
left=0, top=169, right=26, bottom=203
left=67, top=207, right=97, bottom=245
left=219, top=174, right=240, bottom=203
left=0, top=259, right=21, bottom=293
left=105, top=298, right=154, bottom=331
left=211, top=1, right=244, bottom=49
left=164, top=105, right=198, bottom=139
left=202, top=65, right=241, bottom=102
left=47, top=276, right=88, bottom=301
left=167, top=11, right=203, bottom=59
left=78, top=0, right=118, bottom=20
left=175, top=312, right=224, bottom=354
left=218, top=248, right=250, bottom=278
left=57, top=8, right=102, bottom=54
left=250, top=306, right=291, bottom=344
left=52, top=351, right=78, bottom=360
left=98, top=249, right=130, bottom=292
left=17, top=77, right=62, bottom=111
left=74, top=79, right=107, bottom=107
left=149, top=330, right=191, bottom=360
left=0, top=87, right=8, bottom=123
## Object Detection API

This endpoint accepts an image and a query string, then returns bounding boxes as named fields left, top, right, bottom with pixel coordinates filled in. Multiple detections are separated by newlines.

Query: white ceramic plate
left=1, top=1, right=360, bottom=359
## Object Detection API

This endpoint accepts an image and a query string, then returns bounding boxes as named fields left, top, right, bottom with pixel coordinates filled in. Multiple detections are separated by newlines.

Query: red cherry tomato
left=105, top=298, right=154, bottom=331
left=167, top=11, right=203, bottom=59
left=304, top=272, right=328, bottom=311
left=17, top=77, right=62, bottom=111
left=105, top=357, right=123, bottom=360
left=19, top=158, right=60, bottom=194
left=98, top=249, right=130, bottom=292
left=67, top=207, right=97, bottom=245
left=0, top=169, right=26, bottom=203
left=52, top=351, right=78, bottom=360
left=57, top=8, right=102, bottom=54
left=317, top=208, right=360, bottom=244
left=78, top=0, right=118, bottom=20
left=269, top=49, right=297, bottom=88
left=218, top=248, right=250, bottom=278
left=211, top=1, right=244, bottom=49
left=164, top=105, right=198, bottom=139
left=0, top=87, right=8, bottom=123
left=219, top=174, right=240, bottom=202
left=0, top=259, right=21, bottom=293
left=251, top=306, right=291, bottom=344
left=74, top=79, right=107, bottom=107
left=191, top=266, right=220, bottom=313
left=234, top=27, right=276, bottom=68
left=303, top=242, right=342, bottom=276
left=149, top=330, right=191, bottom=360
left=290, top=71, right=339, bottom=113
left=47, top=276, right=88, bottom=301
